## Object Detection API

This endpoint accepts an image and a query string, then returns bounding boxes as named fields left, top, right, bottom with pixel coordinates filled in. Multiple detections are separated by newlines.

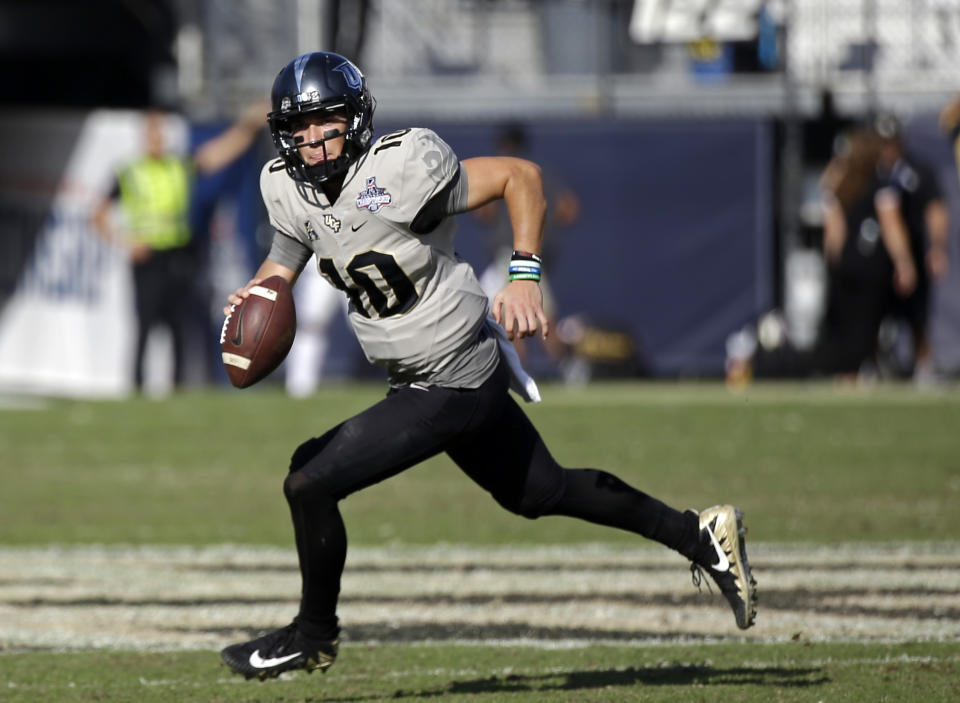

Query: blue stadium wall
left=200, top=114, right=960, bottom=382
left=0, top=115, right=775, bottom=387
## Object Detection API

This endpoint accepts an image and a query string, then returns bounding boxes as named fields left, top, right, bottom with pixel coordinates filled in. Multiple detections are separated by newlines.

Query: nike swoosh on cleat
left=705, top=522, right=731, bottom=572
left=248, top=649, right=302, bottom=669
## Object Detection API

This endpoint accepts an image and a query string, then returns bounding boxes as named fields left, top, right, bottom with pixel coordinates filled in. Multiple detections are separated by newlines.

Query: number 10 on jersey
left=317, top=251, right=418, bottom=318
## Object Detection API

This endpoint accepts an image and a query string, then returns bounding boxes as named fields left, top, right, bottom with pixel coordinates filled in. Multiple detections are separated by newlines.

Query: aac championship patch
left=356, top=177, right=392, bottom=213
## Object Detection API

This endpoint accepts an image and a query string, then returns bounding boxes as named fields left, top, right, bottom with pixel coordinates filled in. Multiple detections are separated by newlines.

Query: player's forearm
left=503, top=161, right=547, bottom=256
left=253, top=259, right=299, bottom=286
left=463, top=157, right=546, bottom=253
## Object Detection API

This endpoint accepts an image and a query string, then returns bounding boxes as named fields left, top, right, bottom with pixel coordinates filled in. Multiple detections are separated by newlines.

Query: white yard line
left=1, top=543, right=958, bottom=651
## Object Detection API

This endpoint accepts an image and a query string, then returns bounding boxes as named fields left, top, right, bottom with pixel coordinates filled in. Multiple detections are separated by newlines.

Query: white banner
left=0, top=111, right=187, bottom=398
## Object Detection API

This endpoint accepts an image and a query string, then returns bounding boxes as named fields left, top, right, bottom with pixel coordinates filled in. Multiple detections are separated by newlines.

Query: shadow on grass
left=326, top=663, right=829, bottom=701
left=454, top=664, right=827, bottom=691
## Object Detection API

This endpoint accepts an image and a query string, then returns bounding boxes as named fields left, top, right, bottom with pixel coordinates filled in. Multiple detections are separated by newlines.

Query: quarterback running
left=219, top=51, right=757, bottom=681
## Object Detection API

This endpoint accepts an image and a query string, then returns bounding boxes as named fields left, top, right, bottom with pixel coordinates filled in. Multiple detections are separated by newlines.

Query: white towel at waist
left=485, top=316, right=541, bottom=403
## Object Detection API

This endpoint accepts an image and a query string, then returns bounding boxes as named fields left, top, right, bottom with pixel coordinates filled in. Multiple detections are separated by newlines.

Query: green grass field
left=5, top=642, right=958, bottom=702
left=1, top=381, right=958, bottom=701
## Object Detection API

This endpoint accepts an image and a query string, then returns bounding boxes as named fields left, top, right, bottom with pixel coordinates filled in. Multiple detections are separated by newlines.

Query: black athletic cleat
left=688, top=504, right=758, bottom=630
left=220, top=622, right=338, bottom=680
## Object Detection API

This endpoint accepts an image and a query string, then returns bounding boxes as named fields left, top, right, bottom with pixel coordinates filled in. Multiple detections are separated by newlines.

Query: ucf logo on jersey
left=323, top=214, right=342, bottom=233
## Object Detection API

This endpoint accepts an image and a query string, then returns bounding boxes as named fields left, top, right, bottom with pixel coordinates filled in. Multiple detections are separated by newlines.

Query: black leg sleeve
left=545, top=468, right=702, bottom=557
left=285, top=474, right=346, bottom=642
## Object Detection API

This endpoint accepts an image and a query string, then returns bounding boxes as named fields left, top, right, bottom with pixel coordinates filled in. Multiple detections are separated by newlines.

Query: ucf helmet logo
left=333, top=60, right=363, bottom=90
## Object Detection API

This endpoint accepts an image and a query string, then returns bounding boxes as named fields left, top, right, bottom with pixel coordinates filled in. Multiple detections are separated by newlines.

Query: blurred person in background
left=476, top=122, right=579, bottom=371
left=92, top=102, right=268, bottom=392
left=217, top=51, right=756, bottom=682
left=727, top=127, right=917, bottom=383
left=874, top=114, right=949, bottom=382
left=938, top=92, right=960, bottom=167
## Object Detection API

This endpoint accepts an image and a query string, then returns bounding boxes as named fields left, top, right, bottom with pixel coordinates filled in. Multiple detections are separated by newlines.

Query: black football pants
left=283, top=358, right=702, bottom=642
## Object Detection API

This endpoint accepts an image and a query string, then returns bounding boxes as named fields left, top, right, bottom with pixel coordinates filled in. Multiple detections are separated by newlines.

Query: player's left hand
left=492, top=279, right=549, bottom=341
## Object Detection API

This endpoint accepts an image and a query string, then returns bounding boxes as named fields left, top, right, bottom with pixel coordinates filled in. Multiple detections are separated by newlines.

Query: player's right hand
left=223, top=278, right=263, bottom=315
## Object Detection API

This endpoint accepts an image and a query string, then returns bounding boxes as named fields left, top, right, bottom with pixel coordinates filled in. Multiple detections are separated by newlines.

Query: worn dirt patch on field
left=1, top=543, right=958, bottom=651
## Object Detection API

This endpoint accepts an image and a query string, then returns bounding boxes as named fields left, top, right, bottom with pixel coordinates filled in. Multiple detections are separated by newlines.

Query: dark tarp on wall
left=431, top=118, right=775, bottom=377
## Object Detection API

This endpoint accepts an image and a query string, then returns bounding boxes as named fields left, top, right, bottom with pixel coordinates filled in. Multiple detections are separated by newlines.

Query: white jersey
left=260, top=128, right=498, bottom=388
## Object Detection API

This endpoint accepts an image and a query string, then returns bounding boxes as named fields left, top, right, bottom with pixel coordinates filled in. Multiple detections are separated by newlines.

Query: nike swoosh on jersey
left=248, top=649, right=302, bottom=669
left=705, top=522, right=731, bottom=572
left=351, top=222, right=366, bottom=231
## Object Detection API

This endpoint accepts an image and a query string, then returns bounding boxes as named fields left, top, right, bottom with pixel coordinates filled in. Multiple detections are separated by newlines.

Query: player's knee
left=284, top=449, right=337, bottom=504
left=289, top=437, right=324, bottom=474
left=282, top=470, right=310, bottom=503
left=511, top=499, right=549, bottom=520
left=282, top=466, right=341, bottom=505
left=495, top=469, right=566, bottom=519
left=499, top=495, right=555, bottom=520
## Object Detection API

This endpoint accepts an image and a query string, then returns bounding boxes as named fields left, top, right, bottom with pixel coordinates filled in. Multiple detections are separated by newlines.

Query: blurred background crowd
left=1, top=0, right=959, bottom=397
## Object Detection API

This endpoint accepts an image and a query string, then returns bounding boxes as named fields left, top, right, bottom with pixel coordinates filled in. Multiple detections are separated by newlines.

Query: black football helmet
left=267, top=52, right=376, bottom=184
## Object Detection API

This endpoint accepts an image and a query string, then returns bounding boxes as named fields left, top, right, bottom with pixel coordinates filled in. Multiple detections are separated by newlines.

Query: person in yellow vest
left=93, top=102, right=268, bottom=391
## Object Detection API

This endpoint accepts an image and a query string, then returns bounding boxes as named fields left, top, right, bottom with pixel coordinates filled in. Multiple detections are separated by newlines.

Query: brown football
left=220, top=275, right=296, bottom=388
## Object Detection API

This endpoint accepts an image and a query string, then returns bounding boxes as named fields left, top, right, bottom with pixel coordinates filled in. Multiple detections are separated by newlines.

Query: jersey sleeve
left=372, top=128, right=461, bottom=227
left=259, top=159, right=312, bottom=272
left=259, top=160, right=299, bottom=239
left=410, top=163, right=468, bottom=234
left=267, top=230, right=312, bottom=273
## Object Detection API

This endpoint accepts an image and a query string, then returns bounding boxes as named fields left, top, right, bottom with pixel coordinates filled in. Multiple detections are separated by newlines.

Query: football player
left=220, top=51, right=756, bottom=681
